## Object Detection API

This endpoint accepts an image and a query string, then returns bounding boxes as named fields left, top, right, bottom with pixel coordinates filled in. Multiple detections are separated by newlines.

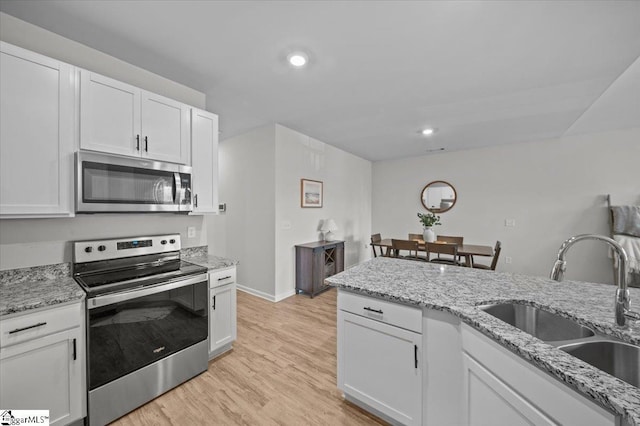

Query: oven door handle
left=88, top=273, right=208, bottom=309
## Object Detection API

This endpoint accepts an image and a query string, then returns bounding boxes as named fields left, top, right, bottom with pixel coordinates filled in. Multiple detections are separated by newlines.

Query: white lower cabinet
left=337, top=290, right=422, bottom=426
left=338, top=296, right=620, bottom=426
left=209, top=267, right=237, bottom=358
left=461, top=324, right=615, bottom=426
left=0, top=301, right=85, bottom=426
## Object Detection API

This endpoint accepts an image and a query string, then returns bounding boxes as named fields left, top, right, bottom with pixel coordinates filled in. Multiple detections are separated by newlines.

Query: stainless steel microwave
left=76, top=152, right=193, bottom=213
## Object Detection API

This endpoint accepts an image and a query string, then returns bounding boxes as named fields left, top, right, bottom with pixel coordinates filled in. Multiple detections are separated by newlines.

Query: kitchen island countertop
left=326, top=256, right=640, bottom=425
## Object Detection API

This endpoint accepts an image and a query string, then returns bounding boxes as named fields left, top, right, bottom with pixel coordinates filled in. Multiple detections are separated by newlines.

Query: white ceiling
left=2, top=0, right=639, bottom=161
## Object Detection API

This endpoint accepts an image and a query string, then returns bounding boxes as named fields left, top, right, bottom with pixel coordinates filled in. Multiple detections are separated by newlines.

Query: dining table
left=371, top=238, right=494, bottom=267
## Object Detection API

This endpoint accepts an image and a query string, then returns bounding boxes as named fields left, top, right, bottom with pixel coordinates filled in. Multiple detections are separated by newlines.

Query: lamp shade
left=321, top=219, right=338, bottom=232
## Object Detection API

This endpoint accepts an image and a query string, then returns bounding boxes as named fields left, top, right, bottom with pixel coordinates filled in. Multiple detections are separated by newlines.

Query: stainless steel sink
left=559, top=340, right=640, bottom=387
left=480, top=303, right=595, bottom=342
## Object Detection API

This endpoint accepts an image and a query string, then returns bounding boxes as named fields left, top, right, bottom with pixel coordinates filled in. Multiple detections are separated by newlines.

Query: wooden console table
left=295, top=240, right=345, bottom=297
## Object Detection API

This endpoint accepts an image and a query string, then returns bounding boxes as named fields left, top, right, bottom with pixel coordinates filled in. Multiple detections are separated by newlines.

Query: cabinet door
left=141, top=91, right=189, bottom=164
left=190, top=108, right=219, bottom=213
left=210, top=283, right=237, bottom=354
left=80, top=71, right=141, bottom=157
left=339, top=311, right=422, bottom=426
left=0, top=328, right=84, bottom=426
left=461, top=325, right=615, bottom=426
left=463, top=354, right=556, bottom=426
left=0, top=42, right=74, bottom=216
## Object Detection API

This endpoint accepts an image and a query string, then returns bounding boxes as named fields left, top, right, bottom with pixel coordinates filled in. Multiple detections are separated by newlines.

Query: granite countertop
left=184, top=254, right=239, bottom=271
left=0, top=248, right=237, bottom=317
left=0, top=264, right=85, bottom=317
left=326, top=257, right=640, bottom=425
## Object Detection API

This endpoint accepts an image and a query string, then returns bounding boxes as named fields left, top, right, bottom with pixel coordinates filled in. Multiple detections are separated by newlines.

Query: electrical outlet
left=505, top=219, right=516, bottom=227
left=187, top=226, right=196, bottom=238
left=505, top=256, right=512, bottom=264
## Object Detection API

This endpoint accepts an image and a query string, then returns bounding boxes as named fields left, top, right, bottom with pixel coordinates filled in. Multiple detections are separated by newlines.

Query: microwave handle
left=173, top=172, right=181, bottom=204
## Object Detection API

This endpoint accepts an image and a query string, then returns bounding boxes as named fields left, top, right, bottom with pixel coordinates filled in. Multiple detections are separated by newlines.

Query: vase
left=423, top=227, right=436, bottom=243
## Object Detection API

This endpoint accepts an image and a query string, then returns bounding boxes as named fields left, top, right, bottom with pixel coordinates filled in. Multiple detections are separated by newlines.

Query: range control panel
left=117, top=239, right=153, bottom=250
left=73, top=234, right=181, bottom=263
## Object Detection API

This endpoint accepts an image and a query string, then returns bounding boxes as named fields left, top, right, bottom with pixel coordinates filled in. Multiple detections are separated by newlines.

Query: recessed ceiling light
left=287, top=52, right=308, bottom=68
left=421, top=128, right=435, bottom=136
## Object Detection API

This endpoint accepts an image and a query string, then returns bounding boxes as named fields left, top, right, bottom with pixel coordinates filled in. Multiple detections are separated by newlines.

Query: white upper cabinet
left=80, top=71, right=189, bottom=164
left=141, top=91, right=189, bottom=163
left=80, top=72, right=140, bottom=157
left=0, top=42, right=75, bottom=217
left=190, top=108, right=219, bottom=214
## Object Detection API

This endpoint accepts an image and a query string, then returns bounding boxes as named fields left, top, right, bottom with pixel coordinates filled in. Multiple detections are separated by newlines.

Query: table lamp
left=321, top=219, right=338, bottom=241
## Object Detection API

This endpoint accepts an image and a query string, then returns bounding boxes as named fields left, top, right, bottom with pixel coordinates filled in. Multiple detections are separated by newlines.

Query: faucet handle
left=550, top=259, right=566, bottom=281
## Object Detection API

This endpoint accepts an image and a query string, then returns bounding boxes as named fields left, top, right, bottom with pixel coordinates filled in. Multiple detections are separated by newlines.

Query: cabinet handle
left=73, top=338, right=77, bottom=361
left=218, top=276, right=232, bottom=281
left=8, top=322, right=46, bottom=334
left=414, top=344, right=418, bottom=368
left=363, top=307, right=383, bottom=314
left=144, top=136, right=148, bottom=152
left=213, top=295, right=216, bottom=310
left=194, top=194, right=198, bottom=208
left=136, top=134, right=140, bottom=151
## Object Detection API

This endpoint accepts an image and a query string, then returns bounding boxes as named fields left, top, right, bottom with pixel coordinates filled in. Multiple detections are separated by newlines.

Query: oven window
left=88, top=280, right=208, bottom=390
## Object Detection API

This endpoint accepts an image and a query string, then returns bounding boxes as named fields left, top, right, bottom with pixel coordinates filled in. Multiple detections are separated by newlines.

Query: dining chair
left=472, top=241, right=502, bottom=271
left=426, top=242, right=461, bottom=266
left=436, top=235, right=463, bottom=245
left=371, top=233, right=385, bottom=258
left=391, top=239, right=426, bottom=261
left=435, top=235, right=463, bottom=263
left=408, top=233, right=430, bottom=260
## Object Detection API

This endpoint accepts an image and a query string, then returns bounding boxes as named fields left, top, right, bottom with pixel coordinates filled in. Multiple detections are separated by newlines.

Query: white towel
left=614, top=234, right=640, bottom=272
left=611, top=206, right=640, bottom=237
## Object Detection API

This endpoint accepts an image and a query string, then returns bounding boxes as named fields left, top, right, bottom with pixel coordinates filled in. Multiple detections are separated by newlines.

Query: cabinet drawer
left=209, top=267, right=236, bottom=289
left=338, top=290, right=422, bottom=333
left=0, top=302, right=82, bottom=348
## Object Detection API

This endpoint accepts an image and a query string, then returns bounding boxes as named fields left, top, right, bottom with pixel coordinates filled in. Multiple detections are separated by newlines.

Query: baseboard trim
left=275, top=289, right=296, bottom=302
left=236, top=285, right=297, bottom=303
left=236, top=284, right=276, bottom=302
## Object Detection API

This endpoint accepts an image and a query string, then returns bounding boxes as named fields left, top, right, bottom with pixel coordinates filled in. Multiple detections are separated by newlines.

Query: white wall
left=210, top=126, right=277, bottom=298
left=274, top=125, right=372, bottom=300
left=373, top=127, right=640, bottom=284
left=0, top=12, right=208, bottom=270
left=210, top=124, right=372, bottom=301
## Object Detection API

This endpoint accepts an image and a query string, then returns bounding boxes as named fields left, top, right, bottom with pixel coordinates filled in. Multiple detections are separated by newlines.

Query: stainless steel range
left=72, top=234, right=209, bottom=426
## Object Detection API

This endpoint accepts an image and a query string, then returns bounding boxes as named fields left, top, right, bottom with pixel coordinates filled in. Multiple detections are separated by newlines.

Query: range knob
left=161, top=240, right=167, bottom=245
left=84, top=246, right=93, bottom=253
left=98, top=245, right=106, bottom=252
left=169, top=239, right=176, bottom=244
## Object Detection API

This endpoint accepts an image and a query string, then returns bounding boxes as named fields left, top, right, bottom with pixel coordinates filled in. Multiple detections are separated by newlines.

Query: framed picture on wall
left=301, top=179, right=323, bottom=208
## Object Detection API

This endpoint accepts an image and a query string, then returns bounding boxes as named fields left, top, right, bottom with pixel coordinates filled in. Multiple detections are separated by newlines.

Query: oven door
left=76, top=151, right=193, bottom=213
left=86, top=274, right=208, bottom=391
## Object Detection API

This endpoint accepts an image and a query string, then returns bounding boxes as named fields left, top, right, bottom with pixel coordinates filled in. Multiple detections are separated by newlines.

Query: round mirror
left=421, top=180, right=457, bottom=213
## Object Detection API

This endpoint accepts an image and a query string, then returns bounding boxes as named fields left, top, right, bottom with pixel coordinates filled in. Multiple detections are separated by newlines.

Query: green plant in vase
left=417, top=212, right=441, bottom=243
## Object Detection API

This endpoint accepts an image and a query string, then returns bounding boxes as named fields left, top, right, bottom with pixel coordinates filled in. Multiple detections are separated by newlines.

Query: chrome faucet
left=550, top=234, right=639, bottom=327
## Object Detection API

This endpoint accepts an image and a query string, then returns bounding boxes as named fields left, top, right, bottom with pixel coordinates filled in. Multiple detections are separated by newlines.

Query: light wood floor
left=112, top=288, right=386, bottom=425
